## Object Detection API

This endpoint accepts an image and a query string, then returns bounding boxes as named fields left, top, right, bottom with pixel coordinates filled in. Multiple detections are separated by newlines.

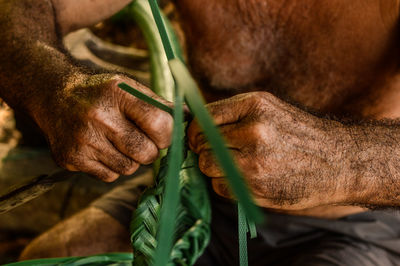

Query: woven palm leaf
left=130, top=149, right=211, bottom=265
left=126, top=1, right=212, bottom=265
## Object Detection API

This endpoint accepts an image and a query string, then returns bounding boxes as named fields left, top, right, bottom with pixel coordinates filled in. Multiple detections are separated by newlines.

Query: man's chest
left=174, top=0, right=400, bottom=114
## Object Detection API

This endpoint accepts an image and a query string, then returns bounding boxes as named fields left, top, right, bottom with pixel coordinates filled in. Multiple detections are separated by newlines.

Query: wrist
left=29, top=70, right=90, bottom=134
left=31, top=72, right=127, bottom=134
left=309, top=119, right=358, bottom=207
left=335, top=123, right=396, bottom=207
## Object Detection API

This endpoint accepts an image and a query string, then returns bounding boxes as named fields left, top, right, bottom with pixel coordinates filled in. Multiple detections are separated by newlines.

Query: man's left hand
left=188, top=92, right=348, bottom=210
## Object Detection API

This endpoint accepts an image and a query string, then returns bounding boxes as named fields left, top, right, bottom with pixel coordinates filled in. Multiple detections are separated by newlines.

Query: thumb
left=187, top=93, right=254, bottom=151
left=206, top=93, right=255, bottom=126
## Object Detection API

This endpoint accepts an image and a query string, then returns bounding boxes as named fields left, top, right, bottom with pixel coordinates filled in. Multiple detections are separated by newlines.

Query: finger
left=187, top=119, right=201, bottom=152
left=78, top=159, right=120, bottom=182
left=105, top=118, right=159, bottom=165
left=93, top=140, right=139, bottom=176
left=190, top=133, right=211, bottom=154
left=212, top=178, right=233, bottom=199
left=198, top=149, right=247, bottom=178
left=119, top=80, right=174, bottom=149
left=198, top=150, right=223, bottom=177
left=65, top=164, right=79, bottom=172
left=187, top=95, right=254, bottom=152
left=189, top=123, right=245, bottom=154
left=206, top=93, right=256, bottom=126
left=124, top=102, right=173, bottom=149
left=121, top=78, right=174, bottom=106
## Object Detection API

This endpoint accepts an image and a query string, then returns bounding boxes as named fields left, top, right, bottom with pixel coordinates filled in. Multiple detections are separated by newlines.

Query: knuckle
left=101, top=172, right=119, bottom=183
left=149, top=112, right=171, bottom=131
left=114, top=156, right=135, bottom=175
left=141, top=143, right=159, bottom=164
left=248, top=123, right=269, bottom=140
left=121, top=160, right=139, bottom=176
left=87, top=108, right=105, bottom=122
left=250, top=92, right=266, bottom=106
left=247, top=92, right=272, bottom=110
left=149, top=112, right=173, bottom=148
left=198, top=151, right=213, bottom=174
left=120, top=134, right=139, bottom=155
left=119, top=131, right=155, bottom=163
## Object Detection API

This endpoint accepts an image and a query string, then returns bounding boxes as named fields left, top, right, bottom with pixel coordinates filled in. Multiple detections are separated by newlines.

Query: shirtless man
left=1, top=0, right=400, bottom=264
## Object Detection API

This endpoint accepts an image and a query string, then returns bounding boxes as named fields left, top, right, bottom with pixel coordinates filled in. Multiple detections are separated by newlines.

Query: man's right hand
left=34, top=74, right=173, bottom=182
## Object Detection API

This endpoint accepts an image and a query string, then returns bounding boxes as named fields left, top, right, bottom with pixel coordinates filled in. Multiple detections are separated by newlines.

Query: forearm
left=339, top=121, right=400, bottom=208
left=0, top=0, right=88, bottom=124
left=273, top=113, right=400, bottom=209
left=52, top=0, right=131, bottom=35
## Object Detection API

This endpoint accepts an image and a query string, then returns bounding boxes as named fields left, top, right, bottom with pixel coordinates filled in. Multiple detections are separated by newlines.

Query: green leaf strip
left=118, top=82, right=174, bottom=116
left=127, top=0, right=176, bottom=101
left=247, top=217, right=258, bottom=239
left=238, top=204, right=249, bottom=266
left=153, top=89, right=185, bottom=266
left=148, top=0, right=175, bottom=60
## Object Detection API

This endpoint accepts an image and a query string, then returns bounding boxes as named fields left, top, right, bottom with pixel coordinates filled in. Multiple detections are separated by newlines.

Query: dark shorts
left=92, top=170, right=400, bottom=266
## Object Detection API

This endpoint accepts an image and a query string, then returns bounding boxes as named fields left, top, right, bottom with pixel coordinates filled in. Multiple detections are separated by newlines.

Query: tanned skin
left=181, top=0, right=400, bottom=215
left=0, top=0, right=174, bottom=182
left=2, top=0, right=400, bottom=258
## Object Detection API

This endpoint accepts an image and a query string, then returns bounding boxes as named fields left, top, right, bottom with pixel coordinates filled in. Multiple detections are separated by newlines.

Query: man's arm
left=188, top=92, right=400, bottom=210
left=0, top=0, right=173, bottom=181
left=341, top=120, right=400, bottom=208
left=0, top=0, right=132, bottom=114
left=51, top=0, right=132, bottom=35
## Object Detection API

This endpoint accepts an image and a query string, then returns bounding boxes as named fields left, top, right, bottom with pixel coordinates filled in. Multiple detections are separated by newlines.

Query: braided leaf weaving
left=130, top=149, right=211, bottom=265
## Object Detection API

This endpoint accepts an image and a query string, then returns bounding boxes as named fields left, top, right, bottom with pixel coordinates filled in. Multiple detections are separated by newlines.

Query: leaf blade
left=153, top=89, right=185, bottom=266
left=118, top=82, right=174, bottom=116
